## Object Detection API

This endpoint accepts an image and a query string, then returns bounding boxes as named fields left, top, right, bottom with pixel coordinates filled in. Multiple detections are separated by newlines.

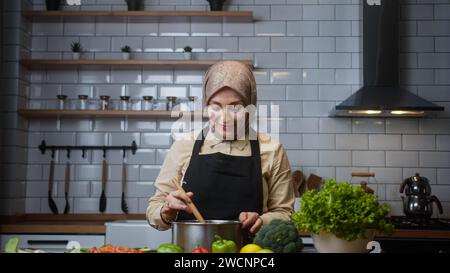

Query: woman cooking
left=147, top=61, right=295, bottom=235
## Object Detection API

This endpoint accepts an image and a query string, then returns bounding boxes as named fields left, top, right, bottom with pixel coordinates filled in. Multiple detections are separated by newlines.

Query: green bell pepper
left=157, top=243, right=184, bottom=253
left=136, top=247, right=153, bottom=253
left=4, top=238, right=19, bottom=253
left=211, top=235, right=238, bottom=253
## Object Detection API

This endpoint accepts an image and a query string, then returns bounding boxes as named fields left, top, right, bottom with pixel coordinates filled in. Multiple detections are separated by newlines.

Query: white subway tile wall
left=0, top=0, right=449, bottom=216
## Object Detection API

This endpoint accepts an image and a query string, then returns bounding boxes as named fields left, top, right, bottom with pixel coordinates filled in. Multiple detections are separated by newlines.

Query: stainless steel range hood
left=331, top=0, right=444, bottom=117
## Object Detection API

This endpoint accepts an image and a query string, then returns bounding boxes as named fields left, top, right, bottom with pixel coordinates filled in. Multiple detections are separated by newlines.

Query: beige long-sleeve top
left=146, top=129, right=295, bottom=231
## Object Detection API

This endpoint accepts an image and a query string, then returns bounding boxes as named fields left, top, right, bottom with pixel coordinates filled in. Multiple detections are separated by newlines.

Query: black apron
left=178, top=127, right=263, bottom=221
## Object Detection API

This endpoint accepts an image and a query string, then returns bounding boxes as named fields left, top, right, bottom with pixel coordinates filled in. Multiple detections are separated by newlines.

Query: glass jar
left=99, top=95, right=110, bottom=110
left=142, top=96, right=154, bottom=111
left=56, top=95, right=67, bottom=110
left=131, top=98, right=141, bottom=110
left=166, top=96, right=177, bottom=111
left=120, top=96, right=131, bottom=110
left=178, top=98, right=188, bottom=112
left=88, top=99, right=100, bottom=110
left=188, top=96, right=197, bottom=111
left=153, top=99, right=166, bottom=111
left=78, top=95, right=89, bottom=110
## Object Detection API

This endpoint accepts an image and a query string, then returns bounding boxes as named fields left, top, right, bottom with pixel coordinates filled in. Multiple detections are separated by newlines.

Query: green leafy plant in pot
left=207, top=0, right=226, bottom=11
left=125, top=0, right=144, bottom=11
left=121, top=45, right=131, bottom=60
left=292, top=179, right=393, bottom=253
left=46, top=0, right=61, bottom=11
left=71, top=42, right=83, bottom=60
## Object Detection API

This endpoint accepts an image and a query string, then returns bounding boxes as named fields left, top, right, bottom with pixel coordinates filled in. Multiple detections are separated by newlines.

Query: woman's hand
left=161, top=190, right=193, bottom=223
left=239, top=212, right=263, bottom=235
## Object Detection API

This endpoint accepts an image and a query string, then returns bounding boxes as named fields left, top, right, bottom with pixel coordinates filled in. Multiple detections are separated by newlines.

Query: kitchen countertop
left=1, top=214, right=450, bottom=239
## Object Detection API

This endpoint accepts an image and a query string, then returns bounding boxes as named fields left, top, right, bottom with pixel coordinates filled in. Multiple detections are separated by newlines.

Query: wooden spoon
left=170, top=177, right=206, bottom=224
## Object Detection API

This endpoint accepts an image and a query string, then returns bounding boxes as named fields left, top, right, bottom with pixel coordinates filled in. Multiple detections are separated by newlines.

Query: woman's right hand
left=161, top=190, right=194, bottom=223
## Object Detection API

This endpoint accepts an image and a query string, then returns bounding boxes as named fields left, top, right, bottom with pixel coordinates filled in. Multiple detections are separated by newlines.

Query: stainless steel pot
left=402, top=195, right=443, bottom=219
left=172, top=220, right=243, bottom=252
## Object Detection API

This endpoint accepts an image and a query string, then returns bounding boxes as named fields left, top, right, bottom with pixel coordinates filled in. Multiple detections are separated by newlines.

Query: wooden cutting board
left=306, top=174, right=322, bottom=191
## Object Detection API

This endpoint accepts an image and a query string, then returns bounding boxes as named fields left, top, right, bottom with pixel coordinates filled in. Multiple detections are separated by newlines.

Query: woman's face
left=207, top=88, right=247, bottom=140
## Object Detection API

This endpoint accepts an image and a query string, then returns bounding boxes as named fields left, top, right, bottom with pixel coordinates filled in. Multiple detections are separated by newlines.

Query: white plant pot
left=72, top=52, right=81, bottom=60
left=311, top=231, right=375, bottom=253
left=122, top=52, right=131, bottom=60
left=184, top=52, right=192, bottom=60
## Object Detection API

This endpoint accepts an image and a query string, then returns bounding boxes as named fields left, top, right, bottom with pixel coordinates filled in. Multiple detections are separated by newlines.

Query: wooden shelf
left=18, top=109, right=208, bottom=119
left=19, top=59, right=254, bottom=70
left=22, top=10, right=253, bottom=22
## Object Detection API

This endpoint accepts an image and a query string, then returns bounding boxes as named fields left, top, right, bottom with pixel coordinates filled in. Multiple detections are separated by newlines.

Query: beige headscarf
left=202, top=61, right=256, bottom=106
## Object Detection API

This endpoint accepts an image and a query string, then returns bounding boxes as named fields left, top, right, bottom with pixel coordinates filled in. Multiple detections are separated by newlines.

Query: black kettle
left=400, top=173, right=443, bottom=218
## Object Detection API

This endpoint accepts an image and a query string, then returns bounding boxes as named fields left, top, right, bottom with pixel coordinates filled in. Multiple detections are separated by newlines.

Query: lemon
left=256, top=249, right=274, bottom=253
left=240, top=244, right=263, bottom=253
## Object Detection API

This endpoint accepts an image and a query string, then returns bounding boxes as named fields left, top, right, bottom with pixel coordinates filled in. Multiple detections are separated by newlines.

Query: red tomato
left=192, top=247, right=209, bottom=253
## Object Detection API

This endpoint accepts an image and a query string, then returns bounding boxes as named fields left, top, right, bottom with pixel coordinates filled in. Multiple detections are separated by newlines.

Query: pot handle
left=429, top=195, right=443, bottom=214
left=399, top=179, right=409, bottom=193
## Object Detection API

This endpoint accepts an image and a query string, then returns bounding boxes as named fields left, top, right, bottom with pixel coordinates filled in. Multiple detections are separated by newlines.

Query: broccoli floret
left=254, top=219, right=304, bottom=253
left=283, top=237, right=304, bottom=253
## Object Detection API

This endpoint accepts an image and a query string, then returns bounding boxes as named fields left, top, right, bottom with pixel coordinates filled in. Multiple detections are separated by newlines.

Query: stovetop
left=389, top=216, right=450, bottom=230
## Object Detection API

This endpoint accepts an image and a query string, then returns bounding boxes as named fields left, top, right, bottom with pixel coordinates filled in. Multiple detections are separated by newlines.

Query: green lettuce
left=292, top=179, right=393, bottom=241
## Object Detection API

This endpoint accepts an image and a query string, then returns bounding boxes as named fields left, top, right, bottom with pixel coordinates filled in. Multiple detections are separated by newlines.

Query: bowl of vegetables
left=292, top=179, right=393, bottom=253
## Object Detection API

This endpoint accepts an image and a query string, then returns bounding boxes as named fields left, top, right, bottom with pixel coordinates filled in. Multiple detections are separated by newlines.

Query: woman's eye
left=208, top=104, right=244, bottom=113
left=209, top=104, right=221, bottom=112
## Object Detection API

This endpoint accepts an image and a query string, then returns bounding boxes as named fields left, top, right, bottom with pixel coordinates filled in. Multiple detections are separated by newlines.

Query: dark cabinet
left=377, top=237, right=450, bottom=253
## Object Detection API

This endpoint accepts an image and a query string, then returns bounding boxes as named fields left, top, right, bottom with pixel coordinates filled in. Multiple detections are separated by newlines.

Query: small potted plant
left=292, top=179, right=393, bottom=253
left=183, top=46, right=193, bottom=60
left=46, top=0, right=61, bottom=11
left=71, top=42, right=83, bottom=60
left=121, top=45, right=131, bottom=60
left=206, top=0, right=226, bottom=11
left=125, top=0, right=144, bottom=11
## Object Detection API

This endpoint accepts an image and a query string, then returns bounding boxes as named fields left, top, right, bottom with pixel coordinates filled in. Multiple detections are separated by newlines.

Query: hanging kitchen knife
left=99, top=154, right=108, bottom=213
left=63, top=152, right=71, bottom=214
left=48, top=154, right=59, bottom=215
left=121, top=151, right=129, bottom=214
